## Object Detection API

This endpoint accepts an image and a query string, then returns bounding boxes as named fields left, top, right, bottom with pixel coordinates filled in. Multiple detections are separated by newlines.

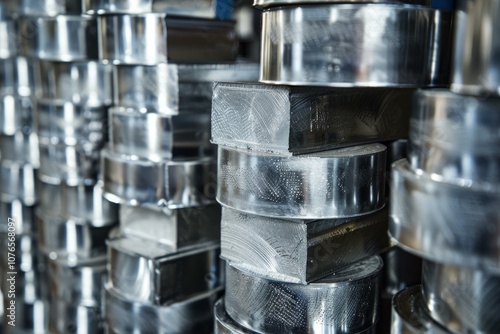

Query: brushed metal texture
left=0, top=133, right=39, bottom=167
left=0, top=57, right=41, bottom=97
left=0, top=198, right=36, bottom=235
left=0, top=96, right=34, bottom=136
left=0, top=161, right=37, bottom=205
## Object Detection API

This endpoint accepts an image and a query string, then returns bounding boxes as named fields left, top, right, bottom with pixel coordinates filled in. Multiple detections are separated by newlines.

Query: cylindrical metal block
left=0, top=161, right=37, bottom=205
left=0, top=133, right=39, bottom=167
left=0, top=57, right=40, bottom=97
left=0, top=199, right=36, bottom=235
left=0, top=96, right=34, bottom=136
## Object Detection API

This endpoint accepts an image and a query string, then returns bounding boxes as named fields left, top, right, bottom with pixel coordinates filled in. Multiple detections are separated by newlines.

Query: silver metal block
left=2, top=299, right=48, bottom=334
left=104, top=284, right=221, bottom=334
left=410, top=90, right=500, bottom=184
left=49, top=300, right=103, bottom=334
left=0, top=57, right=41, bottom=97
left=391, top=285, right=451, bottom=334
left=212, top=82, right=414, bottom=154
left=221, top=206, right=389, bottom=284
left=113, top=63, right=259, bottom=114
left=39, top=181, right=118, bottom=227
left=84, top=0, right=217, bottom=18
left=18, top=15, right=98, bottom=62
left=217, top=145, right=386, bottom=219
left=422, top=261, right=500, bottom=334
left=260, top=4, right=452, bottom=87
left=39, top=61, right=113, bottom=107
left=390, top=159, right=500, bottom=272
left=101, top=147, right=216, bottom=208
left=254, top=0, right=431, bottom=7
left=0, top=20, right=17, bottom=59
left=119, top=204, right=220, bottom=249
left=17, top=0, right=82, bottom=16
left=0, top=133, right=39, bottom=167
left=98, top=14, right=237, bottom=65
left=0, top=198, right=36, bottom=235
left=0, top=96, right=34, bottom=136
left=225, top=257, right=382, bottom=334
left=108, top=237, right=222, bottom=305
left=452, top=0, right=500, bottom=96
left=0, top=161, right=37, bottom=205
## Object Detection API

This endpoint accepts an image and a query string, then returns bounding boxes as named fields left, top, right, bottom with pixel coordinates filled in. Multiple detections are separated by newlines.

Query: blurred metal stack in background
left=390, top=1, right=500, bottom=333
left=212, top=1, right=452, bottom=333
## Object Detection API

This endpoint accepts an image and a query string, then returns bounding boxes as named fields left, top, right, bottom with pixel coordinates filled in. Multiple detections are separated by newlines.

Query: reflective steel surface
left=0, top=96, right=34, bottom=136
left=0, top=133, right=40, bottom=167
left=254, top=0, right=432, bottom=7
left=0, top=57, right=41, bottom=97
left=17, top=0, right=83, bottom=16
left=0, top=198, right=36, bottom=235
left=260, top=5, right=452, bottom=87
left=48, top=300, right=103, bottom=334
left=0, top=19, right=17, bottom=59
left=0, top=161, right=38, bottom=205
left=214, top=299, right=256, bottom=334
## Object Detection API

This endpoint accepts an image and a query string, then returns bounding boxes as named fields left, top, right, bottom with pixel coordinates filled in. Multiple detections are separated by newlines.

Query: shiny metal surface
left=17, top=0, right=82, bottom=16
left=422, top=261, right=500, bottom=334
left=0, top=133, right=40, bottom=167
left=260, top=5, right=452, bottom=87
left=451, top=0, right=500, bottom=96
left=0, top=57, right=41, bottom=97
left=390, top=159, right=500, bottom=272
left=49, top=300, right=103, bottom=334
left=104, top=284, right=220, bottom=334
left=214, top=299, right=256, bottom=334
left=254, top=0, right=431, bottom=7
left=392, top=285, right=450, bottom=334
left=2, top=299, right=48, bottom=334
left=410, top=90, right=500, bottom=184
left=0, top=161, right=37, bottom=205
left=98, top=14, right=237, bottom=65
left=225, top=257, right=382, bottom=334
left=381, top=247, right=422, bottom=297
left=39, top=181, right=118, bottom=227
left=0, top=96, right=34, bottom=136
left=387, top=140, right=408, bottom=171
left=221, top=206, right=389, bottom=283
left=84, top=0, right=216, bottom=18
left=39, top=61, right=113, bottom=106
left=0, top=20, right=17, bottom=59
left=101, top=147, right=216, bottom=208
left=108, top=237, right=222, bottom=305
left=217, top=145, right=386, bottom=219
left=18, top=15, right=98, bottom=62
left=212, top=82, right=414, bottom=154
left=119, top=204, right=220, bottom=249
left=0, top=198, right=36, bottom=235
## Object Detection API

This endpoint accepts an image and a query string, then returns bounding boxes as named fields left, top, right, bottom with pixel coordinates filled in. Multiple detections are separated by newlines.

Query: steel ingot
left=391, top=285, right=451, bottom=334
left=39, top=181, right=118, bottom=227
left=36, top=211, right=115, bottom=260
left=39, top=61, right=113, bottom=106
left=217, top=144, right=386, bottom=219
left=0, top=96, right=34, bottom=136
left=17, top=0, right=82, bottom=16
left=18, top=15, right=98, bottom=62
left=2, top=299, right=48, bottom=334
left=39, top=142, right=100, bottom=186
left=0, top=57, right=41, bottom=97
left=108, top=237, right=222, bottom=305
left=0, top=198, right=36, bottom=235
left=221, top=206, right=389, bottom=284
left=98, top=14, right=237, bottom=65
left=0, top=232, right=39, bottom=273
left=390, top=159, right=500, bottom=272
left=119, top=204, right=220, bottom=249
left=84, top=0, right=217, bottom=18
left=0, top=133, right=39, bottom=167
left=101, top=147, right=216, bottom=208
left=0, top=20, right=17, bottom=59
left=49, top=300, right=103, bottom=334
left=410, top=89, right=500, bottom=184
left=113, top=63, right=258, bottom=114
left=212, top=82, right=414, bottom=155
left=381, top=247, right=422, bottom=297
left=225, top=256, right=382, bottom=334
left=260, top=4, right=452, bottom=87
left=104, top=284, right=221, bottom=334
left=254, top=0, right=431, bottom=7
left=0, top=161, right=37, bottom=205
left=422, top=260, right=500, bottom=334
left=452, top=0, right=500, bottom=96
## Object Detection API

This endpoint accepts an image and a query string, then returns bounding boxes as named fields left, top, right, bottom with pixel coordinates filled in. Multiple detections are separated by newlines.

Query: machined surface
left=0, top=133, right=39, bottom=167
left=225, top=257, right=382, bottom=334
left=260, top=4, right=452, bottom=87
left=17, top=0, right=83, bottom=16
left=0, top=161, right=37, bottom=205
left=217, top=145, right=386, bottom=219
left=221, top=206, right=389, bottom=283
left=390, top=159, right=500, bottom=272
left=214, top=299, right=256, bottom=334
left=212, top=82, right=414, bottom=154
left=0, top=96, right=34, bottom=136
left=49, top=300, right=103, bottom=334
left=0, top=57, right=40, bottom=97
left=108, top=237, right=222, bottom=305
left=0, top=198, right=36, bottom=235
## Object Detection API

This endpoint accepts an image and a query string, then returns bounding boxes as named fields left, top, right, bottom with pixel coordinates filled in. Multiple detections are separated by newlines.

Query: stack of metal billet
left=88, top=0, right=260, bottom=332
left=212, top=1, right=453, bottom=333
left=390, top=1, right=500, bottom=333
left=0, top=1, right=47, bottom=332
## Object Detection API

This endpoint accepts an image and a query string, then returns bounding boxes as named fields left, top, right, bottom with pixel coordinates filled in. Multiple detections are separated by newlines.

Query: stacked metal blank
left=92, top=1, right=260, bottom=332
left=390, top=1, right=500, bottom=333
left=212, top=1, right=452, bottom=333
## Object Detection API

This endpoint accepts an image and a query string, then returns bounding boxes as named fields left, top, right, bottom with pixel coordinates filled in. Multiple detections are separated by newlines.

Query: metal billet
left=422, top=261, right=500, bottom=334
left=113, top=63, right=259, bottom=114
left=0, top=133, right=39, bottom=166
left=108, top=237, right=222, bottom=305
left=18, top=15, right=98, bottom=61
left=98, top=14, right=237, bottom=65
left=225, top=257, right=382, bottom=334
left=39, top=181, right=118, bottom=227
left=2, top=299, right=48, bottom=334
left=391, top=285, right=451, bottom=334
left=390, top=159, right=500, bottom=272
left=39, top=61, right=113, bottom=106
left=260, top=5, right=452, bottom=87
left=212, top=82, right=414, bottom=154
left=410, top=90, right=500, bottom=184
left=17, top=0, right=82, bottom=16
left=0, top=96, right=34, bottom=136
left=109, top=107, right=212, bottom=161
left=0, top=199, right=36, bottom=235
left=254, top=0, right=431, bottom=7
left=101, top=147, right=216, bottom=208
left=0, top=161, right=37, bottom=205
left=104, top=284, right=221, bottom=334
left=0, top=20, right=16, bottom=59
left=217, top=145, right=386, bottom=219
left=452, top=0, right=500, bottom=96
left=119, top=204, right=220, bottom=249
left=0, top=57, right=40, bottom=97
left=221, top=206, right=389, bottom=284
left=49, top=300, right=103, bottom=334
